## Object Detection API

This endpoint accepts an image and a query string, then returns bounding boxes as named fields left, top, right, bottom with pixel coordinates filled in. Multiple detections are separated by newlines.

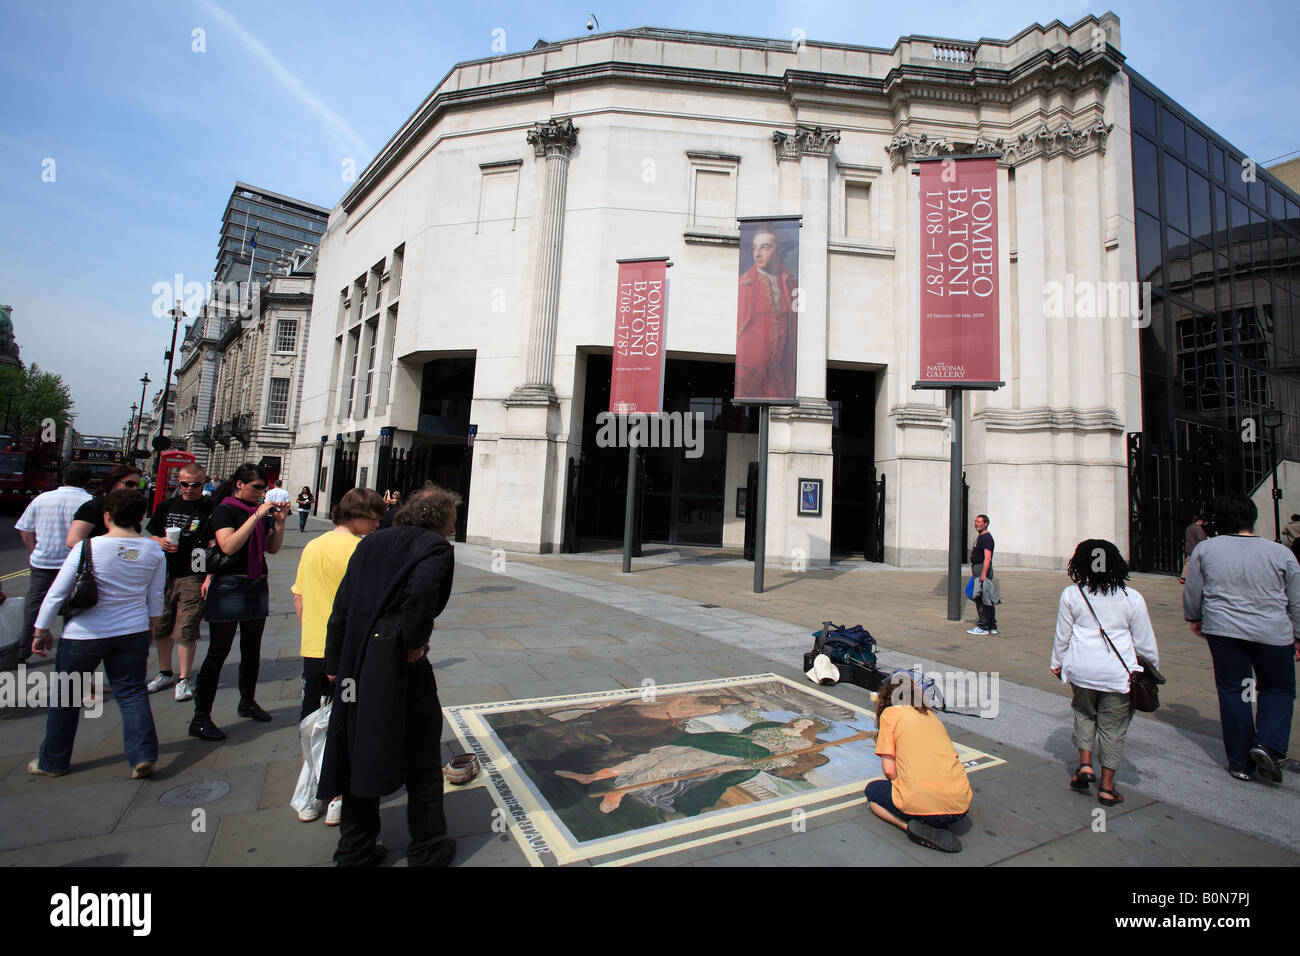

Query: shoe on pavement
left=412, top=837, right=458, bottom=868
left=298, top=799, right=325, bottom=822
left=989, top=629, right=999, bottom=635
left=189, top=717, right=227, bottom=741
left=27, top=758, right=68, bottom=777
left=131, top=761, right=155, bottom=779
left=337, top=842, right=387, bottom=867
left=1228, top=767, right=1254, bottom=781
left=1250, top=745, right=1284, bottom=783
left=906, top=819, right=961, bottom=853
left=174, top=678, right=195, bottom=702
left=966, top=627, right=989, bottom=635
left=325, top=795, right=343, bottom=826
left=146, top=672, right=177, bottom=694
left=237, top=700, right=272, bottom=722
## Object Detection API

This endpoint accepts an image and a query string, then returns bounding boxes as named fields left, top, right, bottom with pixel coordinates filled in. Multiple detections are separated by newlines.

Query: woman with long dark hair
left=297, top=485, right=314, bottom=532
left=189, top=463, right=287, bottom=741
left=1051, top=539, right=1160, bottom=806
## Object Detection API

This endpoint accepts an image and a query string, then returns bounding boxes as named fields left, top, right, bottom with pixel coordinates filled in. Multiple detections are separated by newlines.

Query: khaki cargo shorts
left=154, top=576, right=206, bottom=644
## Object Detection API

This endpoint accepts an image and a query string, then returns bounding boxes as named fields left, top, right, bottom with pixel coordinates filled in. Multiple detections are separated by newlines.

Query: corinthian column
left=508, top=117, right=579, bottom=406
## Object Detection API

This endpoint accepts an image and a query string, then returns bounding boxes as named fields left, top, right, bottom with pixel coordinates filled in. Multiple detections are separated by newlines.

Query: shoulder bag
left=1076, top=584, right=1165, bottom=712
left=59, top=540, right=99, bottom=618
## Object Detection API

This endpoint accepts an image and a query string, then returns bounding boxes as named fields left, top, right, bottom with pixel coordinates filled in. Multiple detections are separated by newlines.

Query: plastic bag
left=0, top=597, right=24, bottom=651
left=290, top=698, right=332, bottom=814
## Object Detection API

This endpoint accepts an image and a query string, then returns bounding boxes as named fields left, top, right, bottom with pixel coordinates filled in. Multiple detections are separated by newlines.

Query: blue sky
left=1, top=0, right=1296, bottom=435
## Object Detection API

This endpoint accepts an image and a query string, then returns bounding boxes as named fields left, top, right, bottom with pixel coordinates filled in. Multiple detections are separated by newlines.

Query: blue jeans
left=1204, top=633, right=1295, bottom=773
left=37, top=630, right=158, bottom=773
left=864, top=778, right=967, bottom=828
left=298, top=509, right=309, bottom=532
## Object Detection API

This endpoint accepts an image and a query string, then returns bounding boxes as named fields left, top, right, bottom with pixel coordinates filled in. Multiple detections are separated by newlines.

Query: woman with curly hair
left=1051, top=538, right=1159, bottom=807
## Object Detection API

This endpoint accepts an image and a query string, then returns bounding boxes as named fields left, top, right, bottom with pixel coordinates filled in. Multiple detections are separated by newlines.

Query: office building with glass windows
left=289, top=16, right=1299, bottom=569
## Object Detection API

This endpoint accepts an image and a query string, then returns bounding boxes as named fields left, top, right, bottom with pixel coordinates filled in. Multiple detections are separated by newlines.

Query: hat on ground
left=806, top=653, right=840, bottom=686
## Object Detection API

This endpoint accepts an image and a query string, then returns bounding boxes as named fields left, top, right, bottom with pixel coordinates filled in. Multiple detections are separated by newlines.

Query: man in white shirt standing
left=14, top=462, right=93, bottom=662
left=265, top=480, right=292, bottom=509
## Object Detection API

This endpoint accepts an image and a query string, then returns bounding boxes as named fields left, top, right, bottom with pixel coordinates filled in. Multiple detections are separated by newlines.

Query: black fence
left=374, top=443, right=472, bottom=540
left=1128, top=429, right=1226, bottom=574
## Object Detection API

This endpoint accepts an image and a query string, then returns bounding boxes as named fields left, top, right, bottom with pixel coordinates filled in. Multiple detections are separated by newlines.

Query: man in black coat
left=318, top=486, right=460, bottom=867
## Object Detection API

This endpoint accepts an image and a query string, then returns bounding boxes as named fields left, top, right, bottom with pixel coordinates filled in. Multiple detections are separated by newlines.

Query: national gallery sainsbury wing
left=290, top=15, right=1300, bottom=570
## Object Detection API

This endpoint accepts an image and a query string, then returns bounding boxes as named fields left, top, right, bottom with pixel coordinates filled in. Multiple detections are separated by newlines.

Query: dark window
left=1213, top=187, right=1227, bottom=236
left=1231, top=197, right=1250, bottom=232
left=1188, top=169, right=1212, bottom=243
left=1229, top=156, right=1247, bottom=197
left=1131, top=85, right=1157, bottom=134
left=1163, top=154, right=1189, bottom=233
left=1185, top=128, right=1208, bottom=171
left=1248, top=175, right=1266, bottom=210
left=1268, top=186, right=1286, bottom=219
left=1161, top=107, right=1185, bottom=154
left=1137, top=210, right=1163, bottom=283
left=1133, top=135, right=1160, bottom=216
left=1211, top=145, right=1225, bottom=182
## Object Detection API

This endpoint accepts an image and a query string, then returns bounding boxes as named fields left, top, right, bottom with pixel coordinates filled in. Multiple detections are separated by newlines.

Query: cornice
left=977, top=406, right=1125, bottom=432
left=889, top=403, right=946, bottom=425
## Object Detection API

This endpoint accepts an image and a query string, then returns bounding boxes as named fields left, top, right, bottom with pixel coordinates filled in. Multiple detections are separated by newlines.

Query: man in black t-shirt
left=968, top=514, right=997, bottom=635
left=144, top=462, right=213, bottom=701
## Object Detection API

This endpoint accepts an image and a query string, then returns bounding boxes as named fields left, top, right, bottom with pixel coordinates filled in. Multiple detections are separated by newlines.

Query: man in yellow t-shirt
left=864, top=668, right=972, bottom=853
left=292, top=488, right=386, bottom=723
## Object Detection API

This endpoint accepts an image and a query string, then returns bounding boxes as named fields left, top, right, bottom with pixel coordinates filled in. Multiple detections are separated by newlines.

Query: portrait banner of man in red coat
left=735, top=217, right=800, bottom=403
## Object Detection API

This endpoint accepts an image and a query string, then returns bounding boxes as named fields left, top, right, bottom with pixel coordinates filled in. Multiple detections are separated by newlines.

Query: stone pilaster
left=508, top=118, right=579, bottom=407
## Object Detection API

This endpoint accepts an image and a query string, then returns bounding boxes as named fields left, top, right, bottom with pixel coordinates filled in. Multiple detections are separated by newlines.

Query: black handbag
left=1077, top=584, right=1165, bottom=712
left=203, top=544, right=241, bottom=575
left=59, top=540, right=99, bottom=617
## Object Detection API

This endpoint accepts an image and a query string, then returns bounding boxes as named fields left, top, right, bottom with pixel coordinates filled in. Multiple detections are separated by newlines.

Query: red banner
left=917, top=158, right=1000, bottom=385
left=610, top=259, right=669, bottom=414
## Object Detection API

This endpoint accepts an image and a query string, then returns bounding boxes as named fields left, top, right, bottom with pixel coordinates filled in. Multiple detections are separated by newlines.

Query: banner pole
left=754, top=404, right=769, bottom=594
left=947, top=388, right=964, bottom=621
left=622, top=427, right=636, bottom=574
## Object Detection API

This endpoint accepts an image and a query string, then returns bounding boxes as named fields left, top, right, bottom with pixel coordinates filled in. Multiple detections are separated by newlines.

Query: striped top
left=15, top=485, right=93, bottom=569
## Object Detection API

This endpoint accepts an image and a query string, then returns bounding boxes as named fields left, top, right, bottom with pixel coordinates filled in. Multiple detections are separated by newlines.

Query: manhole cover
left=159, top=780, right=231, bottom=807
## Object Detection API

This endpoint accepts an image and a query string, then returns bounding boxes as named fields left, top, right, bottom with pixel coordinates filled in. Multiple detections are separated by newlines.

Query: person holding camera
left=189, top=463, right=286, bottom=741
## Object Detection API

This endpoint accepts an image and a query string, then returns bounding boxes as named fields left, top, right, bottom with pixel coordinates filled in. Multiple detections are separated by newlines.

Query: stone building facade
left=289, top=16, right=1156, bottom=567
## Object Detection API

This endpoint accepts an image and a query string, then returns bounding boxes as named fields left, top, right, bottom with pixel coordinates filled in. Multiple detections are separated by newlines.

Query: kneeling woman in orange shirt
left=864, top=668, right=973, bottom=853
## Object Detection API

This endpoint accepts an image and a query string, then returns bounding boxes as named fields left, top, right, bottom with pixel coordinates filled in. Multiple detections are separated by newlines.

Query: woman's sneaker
left=146, top=672, right=177, bottom=694
left=298, top=799, right=325, bottom=822
left=174, top=678, right=195, bottom=702
left=325, top=796, right=343, bottom=826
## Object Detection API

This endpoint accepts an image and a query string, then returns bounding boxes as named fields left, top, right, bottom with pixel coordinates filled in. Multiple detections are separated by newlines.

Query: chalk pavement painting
left=445, top=674, right=1003, bottom=866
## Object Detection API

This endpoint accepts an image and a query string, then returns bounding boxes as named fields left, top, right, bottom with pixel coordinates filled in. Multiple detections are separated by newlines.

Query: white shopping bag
left=0, top=597, right=24, bottom=651
left=290, top=698, right=332, bottom=814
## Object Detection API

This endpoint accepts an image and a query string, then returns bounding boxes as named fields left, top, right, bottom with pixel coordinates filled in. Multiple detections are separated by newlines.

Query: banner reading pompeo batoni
left=609, top=258, right=669, bottom=414
left=736, top=217, right=800, bottom=403
left=917, top=158, right=1000, bottom=386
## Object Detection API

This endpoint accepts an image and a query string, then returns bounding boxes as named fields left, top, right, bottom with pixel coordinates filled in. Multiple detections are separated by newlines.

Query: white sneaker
left=174, top=678, right=195, bottom=702
left=147, top=672, right=177, bottom=694
left=989, top=629, right=999, bottom=635
left=325, top=796, right=343, bottom=826
left=298, top=799, right=325, bottom=822
left=966, top=627, right=989, bottom=635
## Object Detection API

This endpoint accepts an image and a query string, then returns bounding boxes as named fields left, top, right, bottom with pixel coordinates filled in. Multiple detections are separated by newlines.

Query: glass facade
left=1128, top=67, right=1300, bottom=568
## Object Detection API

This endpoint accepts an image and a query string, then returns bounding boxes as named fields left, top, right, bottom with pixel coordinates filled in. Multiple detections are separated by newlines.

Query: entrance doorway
left=828, top=368, right=879, bottom=558
left=578, top=355, right=751, bottom=548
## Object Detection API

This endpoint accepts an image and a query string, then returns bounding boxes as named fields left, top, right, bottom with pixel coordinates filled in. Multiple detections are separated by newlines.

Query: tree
left=0, top=364, right=76, bottom=439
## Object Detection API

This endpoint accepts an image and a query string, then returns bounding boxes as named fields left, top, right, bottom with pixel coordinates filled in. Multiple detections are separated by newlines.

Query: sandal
left=1097, top=787, right=1124, bottom=806
left=1069, top=763, right=1096, bottom=790
left=906, top=819, right=962, bottom=853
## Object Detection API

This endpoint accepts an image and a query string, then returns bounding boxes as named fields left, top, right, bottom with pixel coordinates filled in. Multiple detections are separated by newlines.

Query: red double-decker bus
left=0, top=431, right=62, bottom=509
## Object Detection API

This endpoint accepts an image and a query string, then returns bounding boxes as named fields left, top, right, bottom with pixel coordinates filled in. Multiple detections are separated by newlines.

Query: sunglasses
left=178, top=480, right=204, bottom=489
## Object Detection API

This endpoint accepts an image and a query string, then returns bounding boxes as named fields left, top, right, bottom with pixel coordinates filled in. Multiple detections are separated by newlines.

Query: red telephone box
left=154, top=451, right=197, bottom=510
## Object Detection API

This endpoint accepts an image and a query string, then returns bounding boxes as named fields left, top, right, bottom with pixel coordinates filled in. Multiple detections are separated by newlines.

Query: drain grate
left=159, top=780, right=231, bottom=807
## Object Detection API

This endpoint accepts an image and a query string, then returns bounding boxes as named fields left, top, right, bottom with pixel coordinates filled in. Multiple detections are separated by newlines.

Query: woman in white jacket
left=1051, top=538, right=1159, bottom=807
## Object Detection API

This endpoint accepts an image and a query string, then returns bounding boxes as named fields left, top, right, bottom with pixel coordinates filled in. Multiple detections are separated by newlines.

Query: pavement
left=1, top=524, right=1297, bottom=868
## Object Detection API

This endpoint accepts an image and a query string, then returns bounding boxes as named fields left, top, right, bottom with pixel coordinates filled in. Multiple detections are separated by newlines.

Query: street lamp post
left=1263, top=406, right=1284, bottom=542
left=133, top=373, right=151, bottom=460
left=161, top=300, right=186, bottom=443
left=127, top=404, right=137, bottom=452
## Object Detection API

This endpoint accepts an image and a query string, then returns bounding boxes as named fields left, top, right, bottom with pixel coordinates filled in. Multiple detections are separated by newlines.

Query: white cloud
left=196, top=0, right=372, bottom=163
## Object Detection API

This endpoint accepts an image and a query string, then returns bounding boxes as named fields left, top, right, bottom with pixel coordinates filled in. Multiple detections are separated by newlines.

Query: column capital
left=773, top=124, right=841, bottom=162
left=528, top=118, right=579, bottom=159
